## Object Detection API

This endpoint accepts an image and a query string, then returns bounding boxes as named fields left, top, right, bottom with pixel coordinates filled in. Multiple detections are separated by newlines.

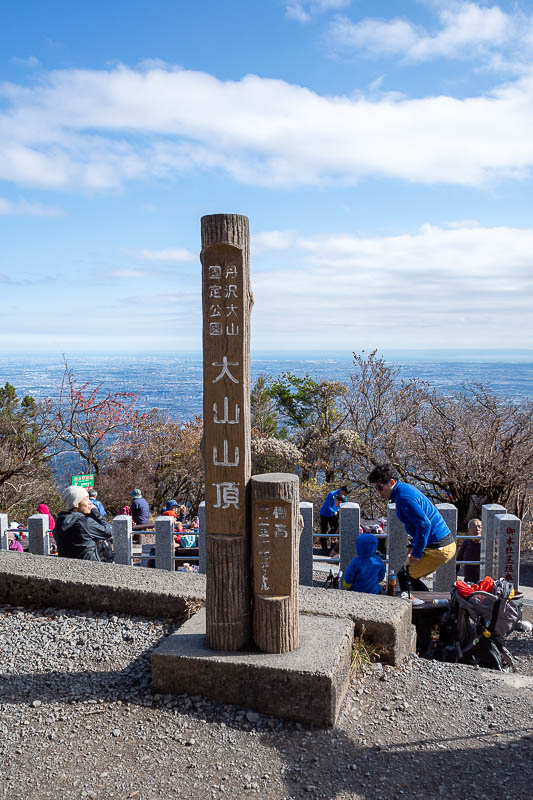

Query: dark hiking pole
left=406, top=564, right=411, bottom=599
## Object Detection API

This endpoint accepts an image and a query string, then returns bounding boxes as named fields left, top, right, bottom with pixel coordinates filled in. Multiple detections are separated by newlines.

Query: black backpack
left=323, top=569, right=342, bottom=589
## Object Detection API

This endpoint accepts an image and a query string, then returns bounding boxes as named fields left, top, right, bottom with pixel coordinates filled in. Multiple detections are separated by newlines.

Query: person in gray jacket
left=54, top=485, right=113, bottom=562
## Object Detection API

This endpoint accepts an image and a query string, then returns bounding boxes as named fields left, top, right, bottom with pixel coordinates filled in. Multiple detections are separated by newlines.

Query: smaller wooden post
left=251, top=473, right=301, bottom=654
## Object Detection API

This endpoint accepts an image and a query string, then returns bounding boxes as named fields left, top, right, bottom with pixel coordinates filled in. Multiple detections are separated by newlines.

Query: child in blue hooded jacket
left=343, top=533, right=385, bottom=594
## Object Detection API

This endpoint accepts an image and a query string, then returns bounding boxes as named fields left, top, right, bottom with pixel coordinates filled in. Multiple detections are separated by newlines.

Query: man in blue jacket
left=319, top=486, right=348, bottom=554
left=88, top=489, right=106, bottom=516
left=368, top=464, right=455, bottom=592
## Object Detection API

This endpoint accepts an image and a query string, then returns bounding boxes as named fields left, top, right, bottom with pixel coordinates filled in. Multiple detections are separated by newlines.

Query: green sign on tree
left=71, top=474, right=95, bottom=488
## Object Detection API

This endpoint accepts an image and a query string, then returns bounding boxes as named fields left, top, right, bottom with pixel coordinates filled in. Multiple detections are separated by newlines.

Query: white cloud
left=2, top=62, right=533, bottom=191
left=369, top=74, right=386, bottom=92
left=251, top=222, right=533, bottom=347
left=285, top=0, right=351, bottom=23
left=6, top=220, right=533, bottom=350
left=445, top=219, right=480, bottom=229
left=285, top=2, right=311, bottom=23
left=134, top=247, right=195, bottom=262
left=252, top=230, right=297, bottom=252
left=0, top=196, right=63, bottom=216
left=329, top=17, right=420, bottom=56
left=11, top=56, right=41, bottom=68
left=327, top=2, right=525, bottom=66
left=414, top=3, right=512, bottom=60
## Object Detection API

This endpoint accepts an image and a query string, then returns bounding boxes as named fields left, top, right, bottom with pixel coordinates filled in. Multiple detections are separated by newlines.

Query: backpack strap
left=487, top=596, right=502, bottom=636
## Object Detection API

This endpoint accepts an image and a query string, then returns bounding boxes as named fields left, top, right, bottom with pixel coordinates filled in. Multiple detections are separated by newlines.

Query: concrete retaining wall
left=0, top=551, right=204, bottom=622
left=0, top=551, right=411, bottom=665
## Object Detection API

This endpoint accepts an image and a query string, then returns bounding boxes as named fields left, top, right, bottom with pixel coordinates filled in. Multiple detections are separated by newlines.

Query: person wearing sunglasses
left=368, top=463, right=455, bottom=592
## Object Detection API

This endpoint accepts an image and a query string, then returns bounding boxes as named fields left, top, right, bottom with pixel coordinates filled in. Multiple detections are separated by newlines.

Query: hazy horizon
left=3, top=348, right=533, bottom=363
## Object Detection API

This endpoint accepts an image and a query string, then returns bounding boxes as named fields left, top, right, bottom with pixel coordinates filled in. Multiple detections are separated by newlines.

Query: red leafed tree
left=52, top=359, right=142, bottom=477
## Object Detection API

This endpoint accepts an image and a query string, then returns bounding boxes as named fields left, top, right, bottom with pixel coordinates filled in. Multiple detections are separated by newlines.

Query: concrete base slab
left=152, top=608, right=354, bottom=727
left=299, top=586, right=411, bottom=666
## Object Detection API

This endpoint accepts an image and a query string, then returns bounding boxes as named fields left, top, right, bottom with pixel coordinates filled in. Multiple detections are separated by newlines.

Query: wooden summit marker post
left=201, top=214, right=253, bottom=651
left=252, top=473, right=301, bottom=653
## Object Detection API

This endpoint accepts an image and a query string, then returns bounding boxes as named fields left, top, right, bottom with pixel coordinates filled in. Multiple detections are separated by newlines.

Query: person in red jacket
left=36, top=503, right=55, bottom=535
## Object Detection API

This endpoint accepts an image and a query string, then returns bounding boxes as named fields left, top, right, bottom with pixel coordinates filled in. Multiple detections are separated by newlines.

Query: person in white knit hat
left=53, top=485, right=113, bottom=561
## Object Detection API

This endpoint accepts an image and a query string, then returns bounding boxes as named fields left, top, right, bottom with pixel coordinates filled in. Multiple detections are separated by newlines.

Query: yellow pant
left=408, top=542, right=456, bottom=579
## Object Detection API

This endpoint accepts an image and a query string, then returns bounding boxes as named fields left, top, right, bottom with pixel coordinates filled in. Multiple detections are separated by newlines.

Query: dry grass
left=350, top=625, right=383, bottom=675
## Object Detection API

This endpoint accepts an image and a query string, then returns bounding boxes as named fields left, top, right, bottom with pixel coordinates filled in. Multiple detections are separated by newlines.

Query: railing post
left=0, top=514, right=8, bottom=551
left=387, top=503, right=408, bottom=577
left=28, top=514, right=50, bottom=556
left=113, top=515, right=132, bottom=565
left=339, top=502, right=360, bottom=577
left=494, top=513, right=521, bottom=586
left=481, top=504, right=506, bottom=577
left=155, top=516, right=175, bottom=571
left=434, top=503, right=458, bottom=591
left=198, top=501, right=206, bottom=574
left=298, top=501, right=313, bottom=586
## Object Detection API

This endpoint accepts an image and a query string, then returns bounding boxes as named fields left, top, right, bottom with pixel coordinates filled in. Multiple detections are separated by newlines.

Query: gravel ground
left=1, top=604, right=533, bottom=800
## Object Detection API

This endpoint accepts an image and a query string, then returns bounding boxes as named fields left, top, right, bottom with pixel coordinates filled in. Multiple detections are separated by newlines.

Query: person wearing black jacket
left=54, top=485, right=113, bottom=562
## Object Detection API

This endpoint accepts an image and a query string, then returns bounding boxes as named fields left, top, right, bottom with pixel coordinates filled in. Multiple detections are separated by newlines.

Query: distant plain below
left=1, top=349, right=532, bottom=419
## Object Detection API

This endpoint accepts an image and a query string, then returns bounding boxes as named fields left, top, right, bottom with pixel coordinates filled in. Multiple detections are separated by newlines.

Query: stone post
left=481, top=504, right=506, bottom=577
left=113, top=515, right=133, bottom=565
left=298, top=501, right=313, bottom=586
left=0, top=514, right=8, bottom=551
left=434, top=503, right=458, bottom=591
left=387, top=503, right=408, bottom=577
left=155, top=516, right=175, bottom=571
left=493, top=514, right=521, bottom=587
left=339, top=502, right=360, bottom=577
left=251, top=473, right=300, bottom=653
left=28, top=514, right=50, bottom=556
left=201, top=213, right=253, bottom=651
left=198, top=501, right=206, bottom=574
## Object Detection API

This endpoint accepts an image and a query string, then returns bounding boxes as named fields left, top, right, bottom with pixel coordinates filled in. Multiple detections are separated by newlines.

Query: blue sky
left=1, top=0, right=533, bottom=353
